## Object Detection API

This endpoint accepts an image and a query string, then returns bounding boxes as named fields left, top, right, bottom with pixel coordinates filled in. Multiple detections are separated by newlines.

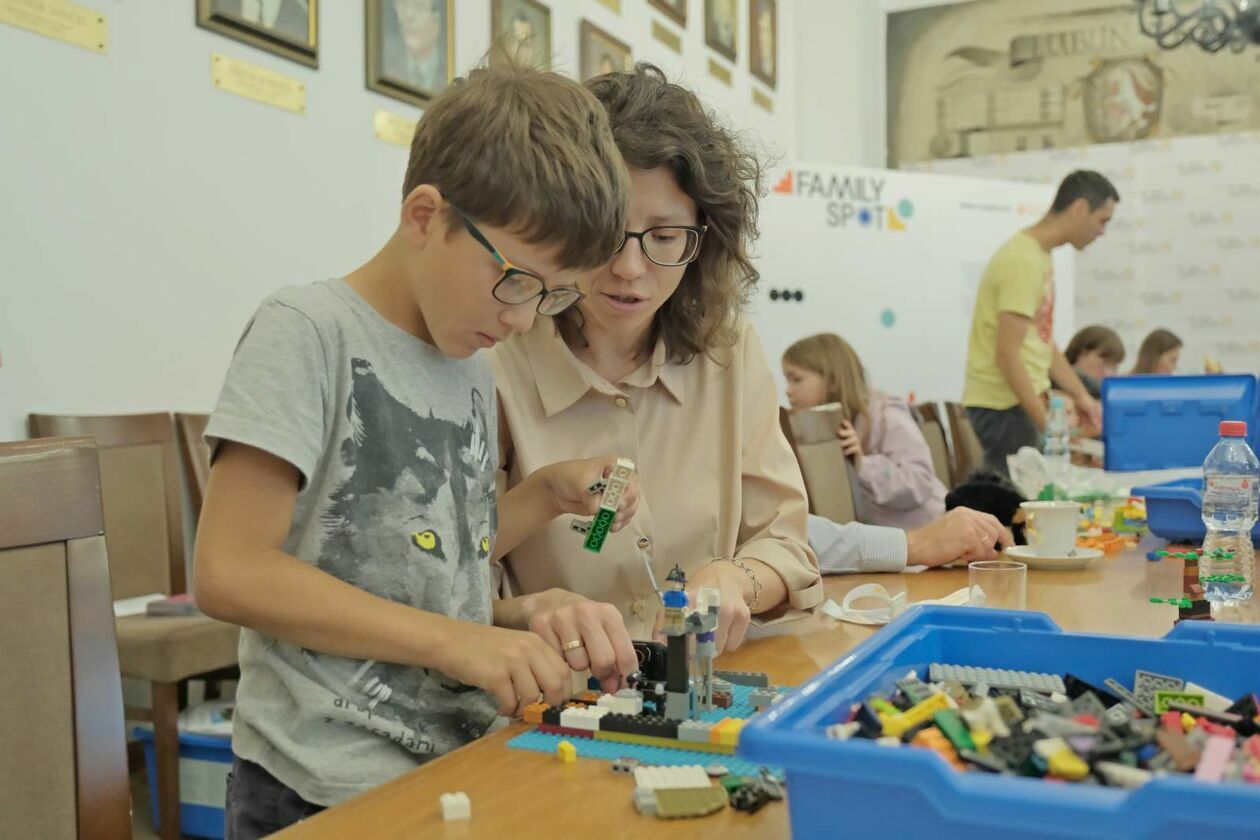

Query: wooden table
left=278, top=544, right=1253, bottom=839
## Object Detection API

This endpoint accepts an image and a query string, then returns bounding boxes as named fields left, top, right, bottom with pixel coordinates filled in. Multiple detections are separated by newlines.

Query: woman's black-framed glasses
left=452, top=205, right=585, bottom=317
left=616, top=225, right=707, bottom=267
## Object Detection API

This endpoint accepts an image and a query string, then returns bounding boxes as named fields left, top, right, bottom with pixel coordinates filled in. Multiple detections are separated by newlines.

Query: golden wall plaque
left=594, top=0, right=621, bottom=13
left=707, top=58, right=732, bottom=87
left=753, top=89, right=773, bottom=113
left=211, top=52, right=306, bottom=115
left=373, top=110, right=417, bottom=148
left=0, top=0, right=106, bottom=53
left=651, top=20, right=681, bottom=54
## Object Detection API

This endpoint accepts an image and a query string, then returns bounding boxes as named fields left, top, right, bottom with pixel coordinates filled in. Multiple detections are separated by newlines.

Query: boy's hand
left=435, top=623, right=570, bottom=717
left=527, top=595, right=638, bottom=694
left=650, top=561, right=753, bottom=655
left=537, top=456, right=640, bottom=531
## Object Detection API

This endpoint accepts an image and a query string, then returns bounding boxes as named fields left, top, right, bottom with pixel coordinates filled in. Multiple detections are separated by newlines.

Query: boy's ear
left=399, top=184, right=445, bottom=248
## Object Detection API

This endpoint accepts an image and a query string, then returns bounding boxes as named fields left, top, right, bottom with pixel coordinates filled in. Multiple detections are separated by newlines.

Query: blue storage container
left=133, top=727, right=232, bottom=839
left=738, top=606, right=1260, bottom=839
left=1101, top=374, right=1257, bottom=471
left=1134, top=476, right=1260, bottom=543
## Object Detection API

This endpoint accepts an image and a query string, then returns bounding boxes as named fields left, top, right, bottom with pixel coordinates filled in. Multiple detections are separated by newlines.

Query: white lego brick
left=439, top=791, right=470, bottom=821
left=599, top=457, right=635, bottom=511
left=677, top=720, right=711, bottom=742
left=1185, top=682, right=1232, bottom=713
left=597, top=693, right=643, bottom=715
left=632, top=764, right=711, bottom=791
left=560, top=705, right=609, bottom=731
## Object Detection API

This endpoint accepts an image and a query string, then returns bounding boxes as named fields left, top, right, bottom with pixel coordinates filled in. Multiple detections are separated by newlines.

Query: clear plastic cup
left=968, top=560, right=1027, bottom=610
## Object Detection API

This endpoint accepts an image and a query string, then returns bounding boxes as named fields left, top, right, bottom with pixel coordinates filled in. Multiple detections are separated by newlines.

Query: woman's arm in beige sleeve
left=732, top=325, right=824, bottom=612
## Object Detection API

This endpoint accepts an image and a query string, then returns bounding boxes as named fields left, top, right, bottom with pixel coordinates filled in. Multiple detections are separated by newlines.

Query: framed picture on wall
left=366, top=0, right=455, bottom=109
left=491, top=0, right=551, bottom=68
left=749, top=0, right=776, bottom=89
left=704, top=0, right=737, bottom=63
left=579, top=20, right=632, bottom=81
left=196, top=0, right=319, bottom=67
left=649, top=0, right=686, bottom=27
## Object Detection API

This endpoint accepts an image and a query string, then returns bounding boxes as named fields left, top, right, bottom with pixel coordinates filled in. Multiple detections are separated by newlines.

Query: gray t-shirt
left=205, top=279, right=499, bottom=806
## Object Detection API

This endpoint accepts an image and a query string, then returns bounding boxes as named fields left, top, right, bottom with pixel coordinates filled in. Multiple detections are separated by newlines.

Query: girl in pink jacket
left=783, top=333, right=946, bottom=529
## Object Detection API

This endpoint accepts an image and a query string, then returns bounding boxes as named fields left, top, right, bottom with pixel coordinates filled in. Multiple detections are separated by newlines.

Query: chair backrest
left=175, top=412, right=212, bottom=522
left=0, top=437, right=131, bottom=840
left=30, top=413, right=185, bottom=598
left=911, top=403, right=955, bottom=488
left=944, top=402, right=986, bottom=483
left=780, top=407, right=858, bottom=524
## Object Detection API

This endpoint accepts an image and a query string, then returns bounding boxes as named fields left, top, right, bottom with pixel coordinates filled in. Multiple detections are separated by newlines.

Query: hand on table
left=906, top=507, right=1013, bottom=567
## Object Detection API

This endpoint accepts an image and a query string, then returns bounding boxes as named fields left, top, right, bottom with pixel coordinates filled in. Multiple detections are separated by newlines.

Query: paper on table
left=113, top=593, right=164, bottom=618
left=821, top=584, right=971, bottom=626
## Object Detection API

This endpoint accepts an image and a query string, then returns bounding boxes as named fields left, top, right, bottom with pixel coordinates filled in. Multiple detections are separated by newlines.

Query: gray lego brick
left=713, top=670, right=770, bottom=688
left=1133, top=670, right=1184, bottom=712
left=928, top=663, right=1065, bottom=694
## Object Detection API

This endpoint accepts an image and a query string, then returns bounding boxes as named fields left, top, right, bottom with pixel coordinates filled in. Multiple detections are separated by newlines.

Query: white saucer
left=1004, top=545, right=1103, bottom=570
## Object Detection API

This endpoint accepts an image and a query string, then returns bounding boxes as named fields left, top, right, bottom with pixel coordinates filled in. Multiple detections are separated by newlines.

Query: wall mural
left=887, top=0, right=1260, bottom=167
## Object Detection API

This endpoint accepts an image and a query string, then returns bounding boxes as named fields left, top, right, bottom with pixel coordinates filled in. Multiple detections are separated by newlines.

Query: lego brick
left=612, top=757, right=640, bottom=774
left=706, top=763, right=730, bottom=777
left=1095, top=761, right=1153, bottom=789
left=882, top=693, right=952, bottom=738
left=1133, top=670, right=1185, bottom=711
left=556, top=740, right=577, bottom=763
left=438, top=791, right=470, bottom=821
left=522, top=701, right=549, bottom=725
left=560, top=706, right=610, bottom=731
left=633, top=764, right=712, bottom=790
left=593, top=729, right=735, bottom=755
left=1102, top=678, right=1147, bottom=714
left=929, top=663, right=1065, bottom=694
left=1184, top=682, right=1232, bottom=713
left=1194, top=735, right=1236, bottom=782
left=713, top=670, right=770, bottom=688
left=538, top=724, right=594, bottom=740
left=574, top=689, right=602, bottom=704
left=896, top=678, right=934, bottom=706
left=598, top=712, right=644, bottom=735
left=959, top=749, right=1007, bottom=773
left=677, top=720, right=713, bottom=743
left=1168, top=701, right=1243, bottom=725
left=933, top=710, right=976, bottom=753
left=1064, top=674, right=1124, bottom=708
left=582, top=506, right=617, bottom=552
left=1020, top=689, right=1068, bottom=715
left=654, top=786, right=729, bottom=819
left=633, top=787, right=658, bottom=817
left=598, top=693, right=644, bottom=716
left=541, top=706, right=562, bottom=726
left=729, top=782, right=771, bottom=814
left=826, top=721, right=861, bottom=740
left=988, top=729, right=1037, bottom=770
left=1154, top=691, right=1205, bottom=714
left=750, top=687, right=780, bottom=711
left=993, top=695, right=1025, bottom=727
left=1155, top=729, right=1201, bottom=772
left=1069, top=691, right=1108, bottom=721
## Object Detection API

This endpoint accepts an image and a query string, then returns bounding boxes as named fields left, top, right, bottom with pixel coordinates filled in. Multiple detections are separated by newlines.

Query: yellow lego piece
left=970, top=728, right=993, bottom=752
left=716, top=719, right=744, bottom=747
left=710, top=717, right=735, bottom=744
left=556, top=740, right=577, bottom=763
left=593, top=730, right=736, bottom=755
left=1181, top=712, right=1196, bottom=733
left=1047, top=747, right=1089, bottom=781
left=883, top=693, right=951, bottom=738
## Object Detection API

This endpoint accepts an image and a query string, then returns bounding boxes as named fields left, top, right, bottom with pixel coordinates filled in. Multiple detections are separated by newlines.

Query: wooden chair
left=175, top=412, right=212, bottom=522
left=30, top=413, right=240, bottom=840
left=0, top=437, right=131, bottom=840
left=780, top=406, right=859, bottom=524
left=944, top=402, right=986, bottom=483
left=911, top=402, right=956, bottom=488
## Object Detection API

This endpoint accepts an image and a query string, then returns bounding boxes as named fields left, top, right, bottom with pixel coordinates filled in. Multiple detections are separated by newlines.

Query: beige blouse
left=488, top=319, right=822, bottom=639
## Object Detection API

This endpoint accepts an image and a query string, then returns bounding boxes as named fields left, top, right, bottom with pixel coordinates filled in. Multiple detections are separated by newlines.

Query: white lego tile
left=632, top=764, right=712, bottom=791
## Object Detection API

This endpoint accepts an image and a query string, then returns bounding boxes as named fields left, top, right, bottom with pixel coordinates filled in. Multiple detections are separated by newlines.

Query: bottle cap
left=1050, top=395, right=1065, bottom=409
left=1220, top=420, right=1247, bottom=437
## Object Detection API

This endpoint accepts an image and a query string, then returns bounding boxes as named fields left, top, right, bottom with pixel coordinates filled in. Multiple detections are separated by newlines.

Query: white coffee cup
left=1020, top=500, right=1080, bottom=557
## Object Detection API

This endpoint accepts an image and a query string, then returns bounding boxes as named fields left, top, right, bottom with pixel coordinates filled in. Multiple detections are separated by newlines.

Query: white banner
left=751, top=163, right=1069, bottom=402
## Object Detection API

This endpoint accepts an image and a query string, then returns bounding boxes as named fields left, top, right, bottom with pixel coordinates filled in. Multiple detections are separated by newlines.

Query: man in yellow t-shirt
left=963, top=170, right=1118, bottom=474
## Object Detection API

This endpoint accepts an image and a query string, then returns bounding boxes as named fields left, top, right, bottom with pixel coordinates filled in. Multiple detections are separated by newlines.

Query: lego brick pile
left=826, top=663, right=1260, bottom=788
left=1075, top=496, right=1145, bottom=554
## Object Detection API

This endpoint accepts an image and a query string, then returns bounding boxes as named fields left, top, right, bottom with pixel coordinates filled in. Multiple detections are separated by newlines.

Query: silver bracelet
left=718, top=556, right=761, bottom=611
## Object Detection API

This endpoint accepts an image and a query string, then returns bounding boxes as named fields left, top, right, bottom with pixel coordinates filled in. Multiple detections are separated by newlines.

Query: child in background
left=1062, top=324, right=1125, bottom=399
left=1131, top=328, right=1182, bottom=374
left=783, top=333, right=946, bottom=529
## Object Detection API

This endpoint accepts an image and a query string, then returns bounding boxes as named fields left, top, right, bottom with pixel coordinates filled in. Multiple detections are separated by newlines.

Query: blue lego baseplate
left=506, top=684, right=790, bottom=777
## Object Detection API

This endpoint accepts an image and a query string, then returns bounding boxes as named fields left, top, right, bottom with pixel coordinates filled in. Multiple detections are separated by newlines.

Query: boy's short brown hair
left=403, top=62, right=629, bottom=270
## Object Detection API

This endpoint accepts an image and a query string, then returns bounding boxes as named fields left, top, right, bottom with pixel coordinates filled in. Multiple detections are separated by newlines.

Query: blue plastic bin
left=132, top=727, right=232, bottom=839
left=1101, top=374, right=1257, bottom=471
left=738, top=606, right=1260, bottom=839
left=1135, top=476, right=1260, bottom=544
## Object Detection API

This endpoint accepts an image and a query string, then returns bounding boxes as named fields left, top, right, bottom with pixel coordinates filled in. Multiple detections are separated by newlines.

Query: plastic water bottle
left=1042, top=396, right=1070, bottom=498
left=1200, top=420, right=1258, bottom=603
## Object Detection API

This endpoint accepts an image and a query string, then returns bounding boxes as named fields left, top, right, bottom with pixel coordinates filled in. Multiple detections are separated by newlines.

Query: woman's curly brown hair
left=566, top=63, right=765, bottom=364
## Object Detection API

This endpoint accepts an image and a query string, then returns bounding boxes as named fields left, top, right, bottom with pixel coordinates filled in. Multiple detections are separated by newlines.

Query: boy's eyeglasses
left=452, top=204, right=585, bottom=317
left=616, top=225, right=708, bottom=267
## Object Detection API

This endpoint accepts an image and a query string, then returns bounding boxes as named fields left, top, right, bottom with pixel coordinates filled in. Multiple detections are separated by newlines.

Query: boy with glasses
left=194, top=62, right=631, bottom=838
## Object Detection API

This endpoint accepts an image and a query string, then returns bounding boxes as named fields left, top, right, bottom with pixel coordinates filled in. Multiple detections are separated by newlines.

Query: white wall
left=0, top=0, right=797, bottom=440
